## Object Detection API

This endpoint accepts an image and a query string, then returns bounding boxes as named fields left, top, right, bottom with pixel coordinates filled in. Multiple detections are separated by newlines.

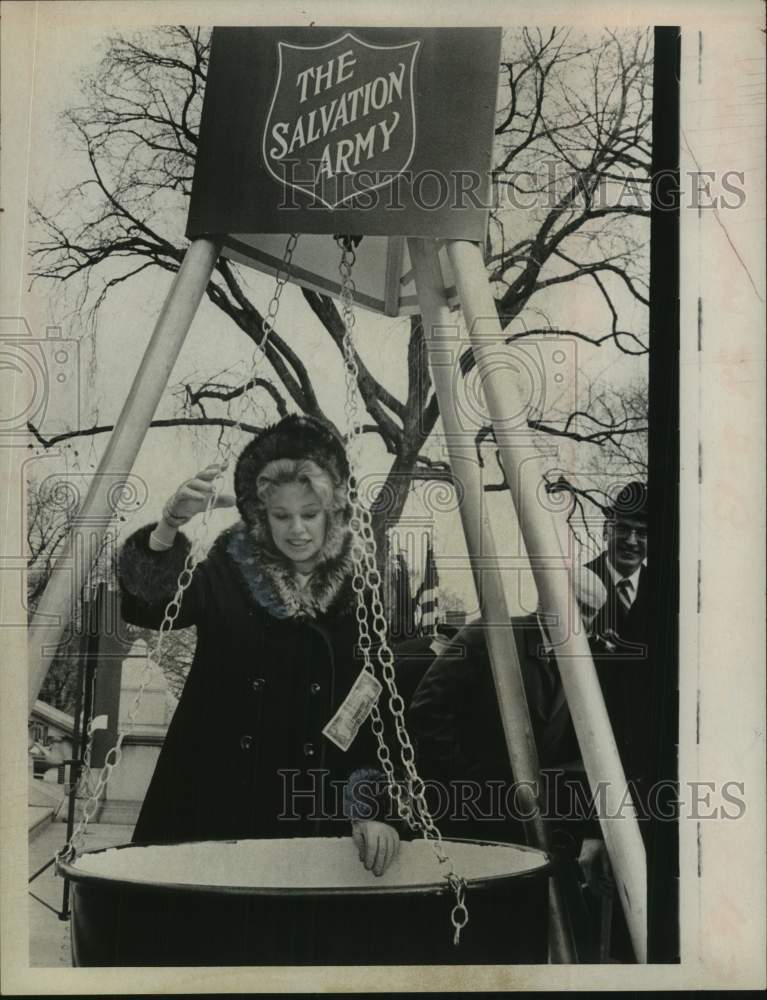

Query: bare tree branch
left=29, top=25, right=652, bottom=582
left=28, top=417, right=263, bottom=448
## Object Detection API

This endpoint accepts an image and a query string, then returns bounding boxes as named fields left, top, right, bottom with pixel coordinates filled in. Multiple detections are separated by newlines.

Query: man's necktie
left=616, top=578, right=633, bottom=611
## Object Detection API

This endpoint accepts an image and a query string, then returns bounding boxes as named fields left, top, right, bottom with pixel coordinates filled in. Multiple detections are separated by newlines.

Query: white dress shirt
left=605, top=558, right=643, bottom=608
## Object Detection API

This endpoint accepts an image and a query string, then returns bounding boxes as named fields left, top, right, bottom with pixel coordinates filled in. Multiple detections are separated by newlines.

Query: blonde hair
left=255, top=458, right=345, bottom=511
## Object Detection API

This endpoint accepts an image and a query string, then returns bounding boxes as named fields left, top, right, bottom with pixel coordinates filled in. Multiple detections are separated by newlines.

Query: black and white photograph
left=1, top=0, right=764, bottom=992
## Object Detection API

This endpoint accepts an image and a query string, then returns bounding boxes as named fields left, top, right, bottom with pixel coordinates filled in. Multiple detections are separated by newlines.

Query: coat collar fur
left=214, top=513, right=355, bottom=622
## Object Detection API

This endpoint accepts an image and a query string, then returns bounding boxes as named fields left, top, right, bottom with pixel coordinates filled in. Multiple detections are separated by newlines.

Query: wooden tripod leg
left=409, top=237, right=577, bottom=964
left=27, top=238, right=222, bottom=708
left=446, top=236, right=647, bottom=963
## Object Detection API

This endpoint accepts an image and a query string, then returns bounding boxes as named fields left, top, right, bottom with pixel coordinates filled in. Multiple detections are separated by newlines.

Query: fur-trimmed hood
left=119, top=416, right=358, bottom=624
left=234, top=414, right=350, bottom=529
left=216, top=517, right=355, bottom=621
left=215, top=413, right=355, bottom=620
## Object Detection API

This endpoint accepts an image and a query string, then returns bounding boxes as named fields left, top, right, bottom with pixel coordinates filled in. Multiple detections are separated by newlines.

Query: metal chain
left=218, top=232, right=300, bottom=467
left=60, top=235, right=299, bottom=863
left=336, top=240, right=417, bottom=831
left=336, top=236, right=469, bottom=944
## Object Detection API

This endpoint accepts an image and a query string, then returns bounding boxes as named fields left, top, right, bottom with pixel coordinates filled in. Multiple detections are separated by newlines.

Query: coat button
left=240, top=734, right=254, bottom=751
left=309, top=682, right=321, bottom=695
left=251, top=678, right=265, bottom=692
left=303, top=742, right=316, bottom=757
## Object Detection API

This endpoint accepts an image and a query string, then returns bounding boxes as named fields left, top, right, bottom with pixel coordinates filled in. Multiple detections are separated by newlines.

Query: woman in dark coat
left=118, top=414, right=399, bottom=876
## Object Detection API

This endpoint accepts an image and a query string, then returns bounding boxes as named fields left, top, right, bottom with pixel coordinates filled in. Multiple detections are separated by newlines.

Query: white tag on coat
left=322, top=670, right=383, bottom=752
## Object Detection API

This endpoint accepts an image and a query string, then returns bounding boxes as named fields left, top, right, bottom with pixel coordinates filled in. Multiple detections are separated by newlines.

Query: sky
left=19, top=20, right=649, bottom=617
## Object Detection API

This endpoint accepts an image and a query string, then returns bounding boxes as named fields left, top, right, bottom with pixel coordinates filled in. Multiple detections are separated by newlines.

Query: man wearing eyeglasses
left=586, top=480, right=649, bottom=653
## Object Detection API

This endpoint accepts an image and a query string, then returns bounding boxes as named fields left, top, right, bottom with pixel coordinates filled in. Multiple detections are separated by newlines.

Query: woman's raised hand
left=162, top=464, right=236, bottom=527
left=351, top=820, right=400, bottom=877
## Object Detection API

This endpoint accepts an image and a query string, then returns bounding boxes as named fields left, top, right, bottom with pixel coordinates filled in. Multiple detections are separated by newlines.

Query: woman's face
left=266, top=481, right=328, bottom=571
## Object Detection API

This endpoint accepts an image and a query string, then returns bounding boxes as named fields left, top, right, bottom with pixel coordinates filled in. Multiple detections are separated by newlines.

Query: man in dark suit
left=408, top=482, right=653, bottom=961
left=392, top=624, right=462, bottom=711
left=587, top=480, right=649, bottom=655
left=407, top=572, right=608, bottom=961
left=407, top=570, right=608, bottom=845
left=575, top=481, right=652, bottom=961
left=583, top=481, right=651, bottom=818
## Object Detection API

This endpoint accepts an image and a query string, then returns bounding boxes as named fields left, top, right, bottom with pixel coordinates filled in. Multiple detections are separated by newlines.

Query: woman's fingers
left=382, top=834, right=396, bottom=876
left=175, top=488, right=211, bottom=511
left=180, top=484, right=236, bottom=509
left=213, top=493, right=237, bottom=508
left=186, top=478, right=216, bottom=494
left=389, top=832, right=400, bottom=869
left=165, top=466, right=232, bottom=524
left=388, top=830, right=401, bottom=867
left=352, top=822, right=399, bottom=876
left=179, top=485, right=212, bottom=500
left=372, top=835, right=388, bottom=876
left=195, top=464, right=225, bottom=481
left=365, top=830, right=380, bottom=873
left=352, top=823, right=365, bottom=860
left=361, top=826, right=384, bottom=874
left=353, top=822, right=367, bottom=863
left=374, top=829, right=399, bottom=876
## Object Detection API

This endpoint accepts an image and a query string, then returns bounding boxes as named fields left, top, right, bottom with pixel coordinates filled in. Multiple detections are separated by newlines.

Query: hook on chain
left=334, top=234, right=363, bottom=253
left=448, top=876, right=469, bottom=945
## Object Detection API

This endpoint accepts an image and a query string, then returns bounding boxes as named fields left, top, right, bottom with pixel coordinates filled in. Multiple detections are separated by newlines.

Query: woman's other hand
left=351, top=820, right=400, bottom=877
left=163, top=464, right=236, bottom=527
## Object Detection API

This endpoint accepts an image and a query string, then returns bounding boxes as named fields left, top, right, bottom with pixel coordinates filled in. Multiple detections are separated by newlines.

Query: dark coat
left=391, top=626, right=461, bottom=710
left=584, top=552, right=653, bottom=793
left=406, top=588, right=655, bottom=839
left=407, top=615, right=571, bottom=843
left=586, top=552, right=649, bottom=655
left=407, top=616, right=601, bottom=959
left=118, top=519, right=391, bottom=844
left=538, top=552, right=655, bottom=860
left=408, top=615, right=571, bottom=774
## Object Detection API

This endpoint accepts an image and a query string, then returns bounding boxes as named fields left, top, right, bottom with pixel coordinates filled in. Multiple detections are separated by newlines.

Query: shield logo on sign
left=263, top=33, right=420, bottom=209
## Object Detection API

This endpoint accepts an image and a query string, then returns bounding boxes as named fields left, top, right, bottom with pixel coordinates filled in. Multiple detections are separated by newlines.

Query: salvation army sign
left=187, top=27, right=501, bottom=240
left=263, top=34, right=419, bottom=209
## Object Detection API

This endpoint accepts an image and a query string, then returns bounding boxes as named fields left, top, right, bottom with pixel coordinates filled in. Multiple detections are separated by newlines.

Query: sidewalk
left=28, top=818, right=134, bottom=967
